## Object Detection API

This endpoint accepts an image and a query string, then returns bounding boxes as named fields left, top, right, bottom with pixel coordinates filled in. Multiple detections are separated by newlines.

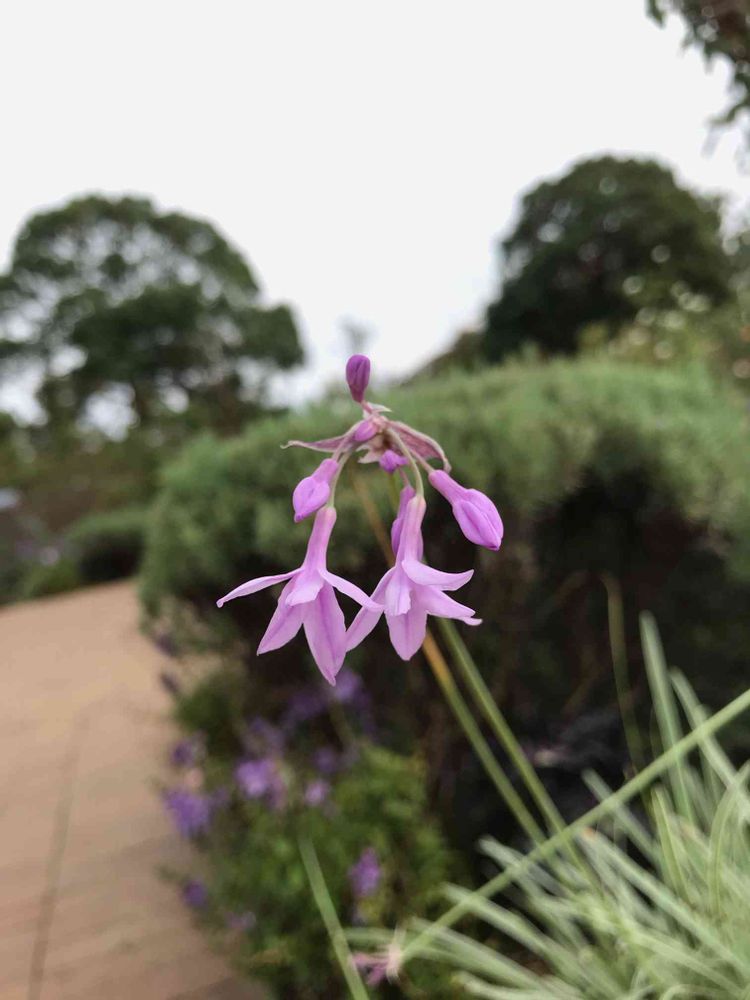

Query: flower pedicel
left=217, top=355, right=503, bottom=685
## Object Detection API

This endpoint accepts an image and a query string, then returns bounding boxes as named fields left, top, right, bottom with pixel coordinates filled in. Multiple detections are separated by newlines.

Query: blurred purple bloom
left=379, top=449, right=407, bottom=473
left=163, top=789, right=215, bottom=838
left=170, top=736, right=204, bottom=769
left=283, top=687, right=327, bottom=729
left=217, top=507, right=381, bottom=685
left=182, top=879, right=210, bottom=910
left=347, top=495, right=480, bottom=660
left=245, top=717, right=285, bottom=754
left=313, top=746, right=341, bottom=775
left=349, top=847, right=382, bottom=899
left=292, top=458, right=339, bottom=523
left=235, top=758, right=287, bottom=810
left=429, top=469, right=504, bottom=550
left=304, top=779, right=331, bottom=807
left=330, top=668, right=362, bottom=704
left=346, top=354, right=371, bottom=403
left=226, top=910, right=256, bottom=932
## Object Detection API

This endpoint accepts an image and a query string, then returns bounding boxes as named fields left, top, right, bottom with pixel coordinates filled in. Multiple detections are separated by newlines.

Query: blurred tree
left=0, top=195, right=303, bottom=435
left=647, top=0, right=750, bottom=143
left=483, top=157, right=734, bottom=360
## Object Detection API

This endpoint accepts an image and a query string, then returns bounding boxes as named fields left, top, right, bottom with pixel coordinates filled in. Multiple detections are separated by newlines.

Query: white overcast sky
left=1, top=0, right=748, bottom=414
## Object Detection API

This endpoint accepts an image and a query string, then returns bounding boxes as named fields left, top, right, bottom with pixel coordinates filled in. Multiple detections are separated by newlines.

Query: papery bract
left=429, top=469, right=504, bottom=550
left=217, top=507, right=380, bottom=684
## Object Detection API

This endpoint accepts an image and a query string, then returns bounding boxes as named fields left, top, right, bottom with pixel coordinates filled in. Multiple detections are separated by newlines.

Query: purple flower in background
left=226, top=910, right=256, bottom=932
left=346, top=354, right=371, bottom=403
left=379, top=448, right=407, bottom=473
left=283, top=687, right=327, bottom=729
left=245, top=717, right=285, bottom=754
left=304, top=778, right=331, bottom=807
left=330, top=668, right=362, bottom=704
left=182, top=879, right=210, bottom=910
left=292, top=458, right=339, bottom=523
left=349, top=847, right=382, bottom=899
left=163, top=789, right=215, bottom=838
left=429, top=470, right=504, bottom=550
left=170, top=735, right=204, bottom=769
left=235, top=758, right=287, bottom=810
left=313, top=746, right=341, bottom=775
left=346, top=495, right=481, bottom=660
left=217, top=507, right=381, bottom=685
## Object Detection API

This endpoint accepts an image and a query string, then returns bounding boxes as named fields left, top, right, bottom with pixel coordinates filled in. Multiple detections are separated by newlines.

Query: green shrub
left=141, top=359, right=750, bottom=842
left=165, top=670, right=459, bottom=999
left=66, top=505, right=148, bottom=583
left=18, top=557, right=82, bottom=600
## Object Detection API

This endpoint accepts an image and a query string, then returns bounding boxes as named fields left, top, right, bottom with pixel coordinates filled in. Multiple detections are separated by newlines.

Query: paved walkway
left=0, top=581, right=254, bottom=1000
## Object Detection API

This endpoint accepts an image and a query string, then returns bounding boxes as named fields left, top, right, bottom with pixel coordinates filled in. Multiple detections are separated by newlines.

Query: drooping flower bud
left=429, top=470, right=504, bottom=550
left=346, top=354, right=371, bottom=404
left=379, top=449, right=407, bottom=473
left=353, top=418, right=377, bottom=442
left=292, top=458, right=339, bottom=523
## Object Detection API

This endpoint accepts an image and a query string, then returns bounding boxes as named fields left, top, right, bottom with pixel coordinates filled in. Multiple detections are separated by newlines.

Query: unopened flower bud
left=353, top=419, right=377, bottom=443
left=346, top=354, right=371, bottom=404
left=429, top=470, right=503, bottom=550
left=379, top=449, right=407, bottom=473
left=292, top=458, right=339, bottom=523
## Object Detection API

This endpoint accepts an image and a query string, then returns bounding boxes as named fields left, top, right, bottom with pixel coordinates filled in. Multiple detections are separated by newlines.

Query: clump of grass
left=347, top=613, right=750, bottom=998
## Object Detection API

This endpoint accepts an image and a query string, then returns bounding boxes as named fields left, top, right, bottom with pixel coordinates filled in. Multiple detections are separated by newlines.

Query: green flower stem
left=299, top=837, right=370, bottom=1000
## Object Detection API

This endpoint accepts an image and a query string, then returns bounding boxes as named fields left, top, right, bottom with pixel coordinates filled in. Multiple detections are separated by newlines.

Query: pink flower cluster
left=217, top=356, right=503, bottom=685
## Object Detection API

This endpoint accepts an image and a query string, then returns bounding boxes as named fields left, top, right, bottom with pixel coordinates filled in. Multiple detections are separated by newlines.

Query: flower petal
left=216, top=570, right=298, bottom=607
left=384, top=565, right=412, bottom=616
left=345, top=572, right=390, bottom=651
left=257, top=582, right=305, bottom=653
left=282, top=433, right=350, bottom=453
left=402, top=558, right=473, bottom=592
left=303, top=584, right=346, bottom=684
left=285, top=568, right=325, bottom=606
left=323, top=571, right=383, bottom=611
left=386, top=606, right=428, bottom=660
left=417, top=587, right=478, bottom=621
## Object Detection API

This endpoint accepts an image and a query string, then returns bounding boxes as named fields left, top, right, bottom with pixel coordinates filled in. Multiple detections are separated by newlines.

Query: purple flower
left=330, top=668, right=362, bottom=704
left=349, top=847, right=382, bottom=898
left=292, top=458, right=339, bottom=523
left=353, top=418, right=377, bottom=442
left=379, top=449, right=407, bottom=473
left=390, top=485, right=416, bottom=556
left=170, top=736, right=204, bottom=768
left=313, top=746, right=341, bottom=775
left=163, top=789, right=215, bottom=838
left=235, top=758, right=275, bottom=798
left=304, top=778, right=331, bottom=806
left=182, top=879, right=210, bottom=910
left=245, top=717, right=285, bottom=754
left=283, top=688, right=327, bottom=729
left=346, top=495, right=481, bottom=660
left=217, top=507, right=382, bottom=685
left=346, top=354, right=371, bottom=403
left=352, top=941, right=403, bottom=986
left=429, top=470, right=503, bottom=550
left=226, top=910, right=256, bottom=932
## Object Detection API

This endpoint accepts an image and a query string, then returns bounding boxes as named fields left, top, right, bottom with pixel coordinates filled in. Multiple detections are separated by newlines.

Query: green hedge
left=141, top=358, right=750, bottom=799
left=66, top=505, right=148, bottom=583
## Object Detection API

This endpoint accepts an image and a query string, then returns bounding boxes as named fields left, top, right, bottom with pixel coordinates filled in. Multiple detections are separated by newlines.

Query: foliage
left=648, top=0, right=750, bottom=142
left=376, top=616, right=750, bottom=998
left=164, top=668, right=458, bottom=999
left=65, top=505, right=148, bottom=583
left=483, top=157, right=733, bottom=361
left=140, top=359, right=750, bottom=845
left=17, top=557, right=81, bottom=601
left=0, top=194, right=303, bottom=436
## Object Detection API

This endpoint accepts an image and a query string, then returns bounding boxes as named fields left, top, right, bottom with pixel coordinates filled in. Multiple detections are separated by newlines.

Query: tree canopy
left=483, top=156, right=734, bottom=361
left=647, top=0, right=750, bottom=143
left=0, top=195, right=303, bottom=434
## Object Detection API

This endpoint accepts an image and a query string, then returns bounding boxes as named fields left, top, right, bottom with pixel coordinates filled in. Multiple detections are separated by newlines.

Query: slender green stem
left=400, top=680, right=750, bottom=966
left=437, top=619, right=568, bottom=840
left=299, top=837, right=370, bottom=1000
left=601, top=572, right=644, bottom=769
left=386, top=426, right=424, bottom=497
left=421, top=631, right=545, bottom=845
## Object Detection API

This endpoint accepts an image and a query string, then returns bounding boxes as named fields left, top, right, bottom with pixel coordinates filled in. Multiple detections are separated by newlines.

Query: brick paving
left=0, top=581, right=256, bottom=1000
